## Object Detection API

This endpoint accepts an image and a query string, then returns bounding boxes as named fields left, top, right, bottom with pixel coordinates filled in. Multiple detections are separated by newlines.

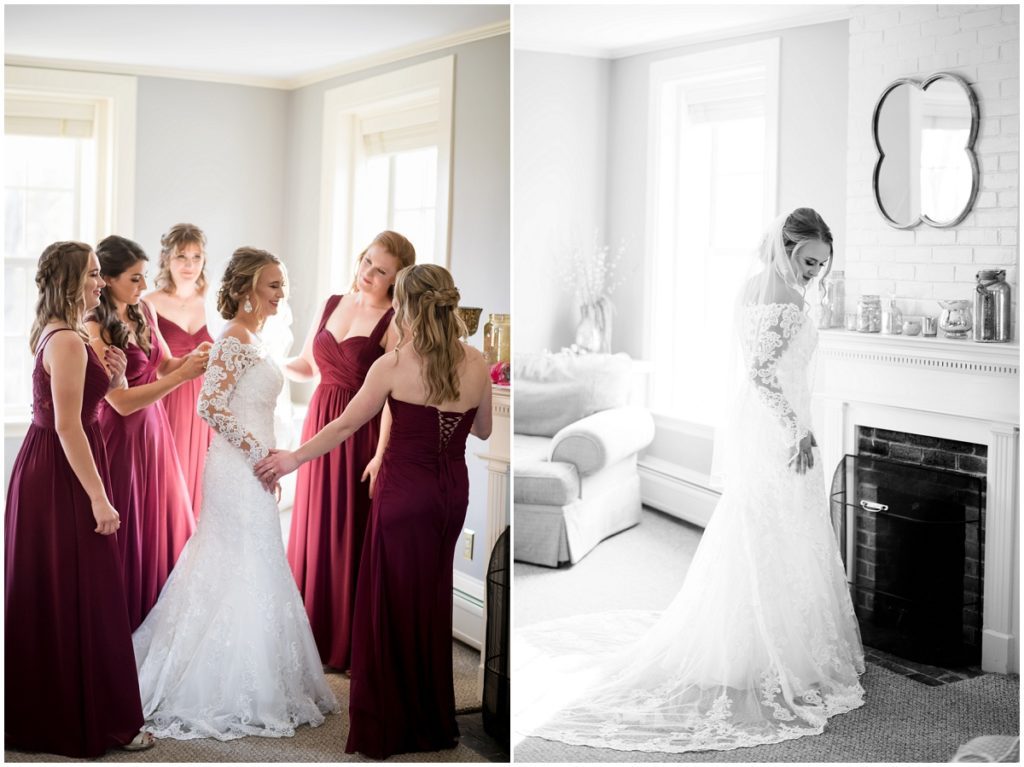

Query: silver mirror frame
left=871, top=71, right=980, bottom=229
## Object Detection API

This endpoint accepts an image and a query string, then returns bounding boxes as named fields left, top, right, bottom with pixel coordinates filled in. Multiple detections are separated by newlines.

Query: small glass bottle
left=857, top=295, right=882, bottom=333
left=881, top=293, right=902, bottom=334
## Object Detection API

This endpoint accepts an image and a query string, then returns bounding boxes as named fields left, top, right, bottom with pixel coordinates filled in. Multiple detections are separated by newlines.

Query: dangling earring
left=243, top=296, right=253, bottom=313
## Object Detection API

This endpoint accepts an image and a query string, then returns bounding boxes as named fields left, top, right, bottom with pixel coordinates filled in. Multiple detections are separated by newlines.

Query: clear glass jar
left=857, top=295, right=882, bottom=333
left=975, top=269, right=1012, bottom=342
left=828, top=270, right=846, bottom=328
left=486, top=313, right=511, bottom=364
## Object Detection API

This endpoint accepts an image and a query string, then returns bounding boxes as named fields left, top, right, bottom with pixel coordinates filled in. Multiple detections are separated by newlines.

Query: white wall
left=284, top=34, right=511, bottom=581
left=844, top=4, right=1019, bottom=329
left=608, top=20, right=850, bottom=361
left=134, top=76, right=289, bottom=290
left=514, top=51, right=610, bottom=353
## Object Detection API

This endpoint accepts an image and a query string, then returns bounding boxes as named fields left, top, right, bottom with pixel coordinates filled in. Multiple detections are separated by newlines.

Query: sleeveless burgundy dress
left=98, top=304, right=195, bottom=630
left=346, top=395, right=479, bottom=759
left=5, top=329, right=144, bottom=757
left=155, top=311, right=213, bottom=518
left=287, top=295, right=393, bottom=670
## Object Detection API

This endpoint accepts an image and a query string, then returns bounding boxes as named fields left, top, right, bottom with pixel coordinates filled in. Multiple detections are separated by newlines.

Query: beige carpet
left=514, top=507, right=1020, bottom=763
left=5, top=641, right=484, bottom=763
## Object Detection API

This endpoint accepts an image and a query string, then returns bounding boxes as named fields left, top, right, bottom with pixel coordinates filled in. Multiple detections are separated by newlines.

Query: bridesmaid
left=5, top=241, right=153, bottom=756
left=258, top=264, right=493, bottom=759
left=284, top=230, right=415, bottom=671
left=143, top=223, right=214, bottom=518
left=86, top=235, right=207, bottom=630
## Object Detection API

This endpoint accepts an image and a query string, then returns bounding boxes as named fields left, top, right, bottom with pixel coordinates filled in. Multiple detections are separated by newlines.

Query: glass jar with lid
left=856, top=295, right=882, bottom=333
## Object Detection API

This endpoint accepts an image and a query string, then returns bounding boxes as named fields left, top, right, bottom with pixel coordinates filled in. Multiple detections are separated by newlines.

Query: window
left=3, top=67, right=136, bottom=426
left=646, top=40, right=779, bottom=427
left=320, top=56, right=453, bottom=290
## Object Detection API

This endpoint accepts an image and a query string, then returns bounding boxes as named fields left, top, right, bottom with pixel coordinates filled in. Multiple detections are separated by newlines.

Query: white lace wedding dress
left=516, top=302, right=865, bottom=753
left=133, top=336, right=339, bottom=740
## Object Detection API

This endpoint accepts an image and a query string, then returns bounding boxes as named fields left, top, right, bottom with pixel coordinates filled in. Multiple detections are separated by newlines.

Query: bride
left=133, top=247, right=338, bottom=740
left=517, top=208, right=865, bottom=754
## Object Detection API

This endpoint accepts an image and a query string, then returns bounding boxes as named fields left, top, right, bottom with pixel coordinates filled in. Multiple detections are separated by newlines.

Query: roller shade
left=5, top=96, right=96, bottom=138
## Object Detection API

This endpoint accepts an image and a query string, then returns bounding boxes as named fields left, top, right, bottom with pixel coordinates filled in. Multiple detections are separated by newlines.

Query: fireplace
left=831, top=452, right=984, bottom=666
left=814, top=329, right=1019, bottom=674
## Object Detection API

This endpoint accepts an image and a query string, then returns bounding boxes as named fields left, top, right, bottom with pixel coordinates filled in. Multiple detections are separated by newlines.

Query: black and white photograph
left=512, top=3, right=1020, bottom=763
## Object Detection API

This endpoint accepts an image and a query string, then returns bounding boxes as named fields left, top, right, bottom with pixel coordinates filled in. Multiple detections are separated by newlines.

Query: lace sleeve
left=745, top=303, right=807, bottom=451
left=197, top=336, right=269, bottom=466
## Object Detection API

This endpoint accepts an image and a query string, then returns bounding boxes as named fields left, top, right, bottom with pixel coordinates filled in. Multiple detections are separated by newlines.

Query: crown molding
left=515, top=7, right=852, bottom=61
left=5, top=20, right=510, bottom=92
left=285, top=20, right=509, bottom=90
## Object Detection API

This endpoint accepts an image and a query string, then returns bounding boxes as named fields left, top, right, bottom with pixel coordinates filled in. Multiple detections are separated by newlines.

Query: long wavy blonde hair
left=29, top=241, right=94, bottom=353
left=393, top=264, right=467, bottom=405
left=216, top=246, right=285, bottom=323
left=155, top=222, right=208, bottom=293
left=349, top=231, right=416, bottom=297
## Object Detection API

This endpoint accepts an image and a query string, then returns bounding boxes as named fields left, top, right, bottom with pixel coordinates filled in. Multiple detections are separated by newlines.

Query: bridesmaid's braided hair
left=156, top=222, right=208, bottom=293
left=89, top=236, right=152, bottom=354
left=393, top=264, right=467, bottom=406
left=216, top=247, right=283, bottom=321
left=29, top=241, right=93, bottom=353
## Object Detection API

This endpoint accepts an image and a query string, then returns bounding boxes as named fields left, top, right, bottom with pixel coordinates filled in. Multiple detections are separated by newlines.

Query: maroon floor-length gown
left=156, top=312, right=213, bottom=518
left=5, top=329, right=144, bottom=758
left=98, top=304, right=195, bottom=630
left=346, top=395, right=479, bottom=759
left=287, top=296, right=393, bottom=670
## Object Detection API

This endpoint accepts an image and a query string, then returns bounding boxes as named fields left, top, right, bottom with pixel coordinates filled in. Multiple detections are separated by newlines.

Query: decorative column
left=983, top=424, right=1019, bottom=674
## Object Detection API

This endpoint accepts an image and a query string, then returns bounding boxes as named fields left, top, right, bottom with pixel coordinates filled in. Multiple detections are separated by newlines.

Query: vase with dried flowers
left=559, top=233, right=627, bottom=354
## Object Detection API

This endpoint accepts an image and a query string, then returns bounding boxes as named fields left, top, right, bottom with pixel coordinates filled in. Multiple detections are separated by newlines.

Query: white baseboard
left=452, top=569, right=485, bottom=652
left=638, top=456, right=720, bottom=529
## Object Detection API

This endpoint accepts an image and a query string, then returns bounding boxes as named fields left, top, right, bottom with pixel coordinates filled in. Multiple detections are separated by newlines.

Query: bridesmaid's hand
left=361, top=455, right=382, bottom=498
left=177, top=351, right=208, bottom=381
left=255, top=450, right=299, bottom=487
left=105, top=346, right=128, bottom=390
left=91, top=498, right=121, bottom=536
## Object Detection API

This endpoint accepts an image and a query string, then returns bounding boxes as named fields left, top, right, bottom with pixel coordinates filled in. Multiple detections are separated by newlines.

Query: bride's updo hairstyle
left=349, top=230, right=416, bottom=297
left=29, top=241, right=93, bottom=353
left=216, top=246, right=284, bottom=321
left=781, top=207, right=834, bottom=296
left=156, top=222, right=208, bottom=293
left=393, top=264, right=468, bottom=406
left=91, top=235, right=153, bottom=354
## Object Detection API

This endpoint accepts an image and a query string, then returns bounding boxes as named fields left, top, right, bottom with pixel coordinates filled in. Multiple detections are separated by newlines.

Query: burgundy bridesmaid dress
left=287, top=296, right=394, bottom=670
left=345, top=395, right=479, bottom=759
left=98, top=304, right=195, bottom=630
left=156, top=312, right=213, bottom=518
left=5, top=329, right=144, bottom=758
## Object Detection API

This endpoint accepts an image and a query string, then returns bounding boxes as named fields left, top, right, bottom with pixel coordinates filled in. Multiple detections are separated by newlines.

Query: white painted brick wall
left=844, top=4, right=1019, bottom=333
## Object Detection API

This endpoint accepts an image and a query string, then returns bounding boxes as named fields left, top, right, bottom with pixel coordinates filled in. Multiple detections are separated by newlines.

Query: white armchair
left=514, top=352, right=655, bottom=567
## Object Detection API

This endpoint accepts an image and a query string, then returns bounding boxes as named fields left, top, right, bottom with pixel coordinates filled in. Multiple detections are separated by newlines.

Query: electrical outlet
left=462, top=529, right=475, bottom=560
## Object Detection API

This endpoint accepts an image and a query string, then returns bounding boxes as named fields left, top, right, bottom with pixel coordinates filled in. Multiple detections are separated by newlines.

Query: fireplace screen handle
left=860, top=500, right=889, bottom=512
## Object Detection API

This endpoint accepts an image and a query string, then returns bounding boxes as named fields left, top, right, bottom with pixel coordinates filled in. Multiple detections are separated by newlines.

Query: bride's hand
left=254, top=450, right=299, bottom=486
left=790, top=433, right=815, bottom=474
left=361, top=455, right=382, bottom=498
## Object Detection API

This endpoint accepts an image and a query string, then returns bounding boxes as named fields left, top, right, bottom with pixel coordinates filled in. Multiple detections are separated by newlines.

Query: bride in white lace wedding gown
left=516, top=209, right=865, bottom=754
left=133, top=251, right=338, bottom=740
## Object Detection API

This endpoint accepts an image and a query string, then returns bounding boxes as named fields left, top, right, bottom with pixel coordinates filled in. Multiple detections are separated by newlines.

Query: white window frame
left=4, top=66, right=136, bottom=433
left=643, top=39, right=779, bottom=425
left=318, top=56, right=454, bottom=292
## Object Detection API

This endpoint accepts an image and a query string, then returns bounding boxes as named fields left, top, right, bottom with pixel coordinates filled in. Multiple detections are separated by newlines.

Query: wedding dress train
left=133, top=336, right=338, bottom=740
left=516, top=302, right=865, bottom=753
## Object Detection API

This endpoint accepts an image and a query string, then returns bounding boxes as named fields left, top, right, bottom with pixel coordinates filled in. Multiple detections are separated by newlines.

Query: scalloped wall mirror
left=872, top=72, right=980, bottom=229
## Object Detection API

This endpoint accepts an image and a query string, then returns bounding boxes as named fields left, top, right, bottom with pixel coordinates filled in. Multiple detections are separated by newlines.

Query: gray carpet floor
left=5, top=641, right=486, bottom=763
left=514, top=507, right=1020, bottom=763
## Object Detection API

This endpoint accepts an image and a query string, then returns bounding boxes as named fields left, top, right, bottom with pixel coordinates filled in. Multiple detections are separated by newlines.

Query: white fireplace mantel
left=813, top=329, right=1020, bottom=674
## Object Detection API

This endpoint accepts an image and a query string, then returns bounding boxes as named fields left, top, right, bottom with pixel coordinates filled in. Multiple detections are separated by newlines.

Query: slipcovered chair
left=514, top=351, right=655, bottom=567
